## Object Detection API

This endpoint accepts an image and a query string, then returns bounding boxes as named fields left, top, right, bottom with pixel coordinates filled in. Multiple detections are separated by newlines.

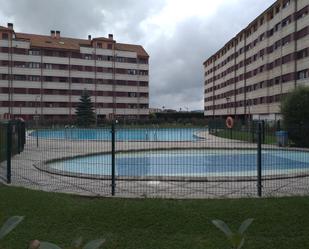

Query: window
left=128, top=58, right=137, bottom=63
left=128, top=92, right=137, bottom=97
left=297, top=70, right=308, bottom=80
left=97, top=42, right=102, bottom=48
left=282, top=35, right=290, bottom=46
left=84, top=54, right=92, bottom=60
left=44, top=76, right=53, bottom=82
left=282, top=54, right=291, bottom=64
left=268, top=10, right=274, bottom=20
left=127, top=69, right=137, bottom=75
left=283, top=0, right=290, bottom=9
left=140, top=81, right=148, bottom=86
left=282, top=73, right=294, bottom=82
left=85, top=66, right=93, bottom=72
left=282, top=17, right=291, bottom=27
left=260, top=17, right=264, bottom=26
left=28, top=76, right=40, bottom=81
left=59, top=52, right=67, bottom=57
left=139, top=70, right=148, bottom=75
left=274, top=23, right=281, bottom=32
left=14, top=75, right=27, bottom=81
left=71, top=52, right=82, bottom=59
left=13, top=48, right=27, bottom=54
left=268, top=29, right=274, bottom=37
left=107, top=44, right=113, bottom=49
left=2, top=33, right=8, bottom=40
left=296, top=27, right=309, bottom=39
left=29, top=50, right=40, bottom=56
left=97, top=55, right=103, bottom=61
left=267, top=46, right=274, bottom=54
left=259, top=65, right=265, bottom=73
left=14, top=62, right=26, bottom=68
left=297, top=48, right=309, bottom=60
left=28, top=62, right=40, bottom=68
left=116, top=57, right=125, bottom=62
left=59, top=77, right=68, bottom=82
left=274, top=40, right=281, bottom=50
left=84, top=78, right=94, bottom=84
left=296, top=7, right=308, bottom=20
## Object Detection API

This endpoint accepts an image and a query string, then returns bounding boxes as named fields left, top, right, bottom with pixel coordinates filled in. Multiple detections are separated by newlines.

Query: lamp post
left=226, top=97, right=232, bottom=138
left=226, top=97, right=231, bottom=116
left=34, top=95, right=40, bottom=148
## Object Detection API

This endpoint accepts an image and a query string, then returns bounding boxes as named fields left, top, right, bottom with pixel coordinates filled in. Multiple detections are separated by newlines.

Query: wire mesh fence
left=1, top=119, right=309, bottom=198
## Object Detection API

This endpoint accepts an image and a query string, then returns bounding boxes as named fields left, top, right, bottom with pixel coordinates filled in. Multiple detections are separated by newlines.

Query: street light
left=226, top=97, right=231, bottom=116
left=226, top=97, right=232, bottom=138
left=34, top=95, right=40, bottom=148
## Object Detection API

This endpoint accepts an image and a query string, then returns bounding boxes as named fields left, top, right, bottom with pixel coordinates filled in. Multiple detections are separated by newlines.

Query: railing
left=1, top=121, right=309, bottom=199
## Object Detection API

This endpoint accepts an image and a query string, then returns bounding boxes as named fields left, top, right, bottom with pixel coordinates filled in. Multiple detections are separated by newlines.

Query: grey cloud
left=0, top=0, right=274, bottom=110
left=0, top=0, right=164, bottom=40
left=148, top=0, right=275, bottom=110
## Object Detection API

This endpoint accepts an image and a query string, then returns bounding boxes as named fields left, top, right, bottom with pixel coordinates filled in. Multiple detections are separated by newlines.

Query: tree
left=75, top=90, right=96, bottom=127
left=281, top=86, right=309, bottom=147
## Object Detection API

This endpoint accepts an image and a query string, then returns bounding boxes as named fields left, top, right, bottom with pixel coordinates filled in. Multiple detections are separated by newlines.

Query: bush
left=281, top=87, right=309, bottom=147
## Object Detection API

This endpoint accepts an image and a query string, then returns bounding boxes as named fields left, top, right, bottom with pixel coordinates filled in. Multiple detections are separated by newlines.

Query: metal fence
left=0, top=120, right=25, bottom=183
left=1, top=120, right=309, bottom=198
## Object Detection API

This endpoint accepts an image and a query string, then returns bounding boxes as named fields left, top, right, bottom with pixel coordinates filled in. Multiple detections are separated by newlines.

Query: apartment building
left=0, top=23, right=149, bottom=121
left=204, top=0, right=309, bottom=120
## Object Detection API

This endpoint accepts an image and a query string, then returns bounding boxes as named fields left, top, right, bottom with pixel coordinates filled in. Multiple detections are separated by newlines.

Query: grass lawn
left=1, top=186, right=309, bottom=249
left=214, top=129, right=277, bottom=144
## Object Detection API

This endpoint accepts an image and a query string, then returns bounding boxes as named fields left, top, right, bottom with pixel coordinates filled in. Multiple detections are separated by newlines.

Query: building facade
left=204, top=0, right=309, bottom=120
left=0, top=23, right=149, bottom=121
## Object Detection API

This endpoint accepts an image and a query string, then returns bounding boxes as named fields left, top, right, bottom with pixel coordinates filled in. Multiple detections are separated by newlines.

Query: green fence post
left=111, top=122, right=116, bottom=196
left=17, top=120, right=21, bottom=154
left=257, top=122, right=262, bottom=197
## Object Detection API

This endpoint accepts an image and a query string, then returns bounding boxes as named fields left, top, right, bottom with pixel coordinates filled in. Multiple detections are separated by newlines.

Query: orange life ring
left=226, top=116, right=234, bottom=129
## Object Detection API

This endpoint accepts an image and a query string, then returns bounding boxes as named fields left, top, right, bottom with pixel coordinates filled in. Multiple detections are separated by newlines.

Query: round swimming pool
left=45, top=149, right=309, bottom=179
left=31, top=128, right=206, bottom=141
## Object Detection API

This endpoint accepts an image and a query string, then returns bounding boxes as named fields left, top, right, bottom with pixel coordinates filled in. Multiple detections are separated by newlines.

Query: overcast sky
left=0, top=0, right=275, bottom=110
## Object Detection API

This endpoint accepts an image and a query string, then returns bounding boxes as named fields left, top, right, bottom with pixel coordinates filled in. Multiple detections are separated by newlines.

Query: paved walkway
left=0, top=132, right=309, bottom=199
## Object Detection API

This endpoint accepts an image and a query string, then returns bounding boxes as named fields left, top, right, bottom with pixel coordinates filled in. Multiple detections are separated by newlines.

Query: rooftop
left=1, top=23, right=148, bottom=57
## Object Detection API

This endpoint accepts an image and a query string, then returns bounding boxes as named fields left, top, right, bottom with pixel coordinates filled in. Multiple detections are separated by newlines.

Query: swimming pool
left=31, top=128, right=206, bottom=141
left=46, top=149, right=309, bottom=179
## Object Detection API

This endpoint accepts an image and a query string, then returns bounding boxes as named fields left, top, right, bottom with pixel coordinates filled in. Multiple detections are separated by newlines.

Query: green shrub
left=281, top=86, right=309, bottom=147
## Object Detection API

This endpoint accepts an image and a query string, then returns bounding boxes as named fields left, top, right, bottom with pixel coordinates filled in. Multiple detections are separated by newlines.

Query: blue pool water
left=31, top=128, right=205, bottom=141
left=48, top=149, right=309, bottom=177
